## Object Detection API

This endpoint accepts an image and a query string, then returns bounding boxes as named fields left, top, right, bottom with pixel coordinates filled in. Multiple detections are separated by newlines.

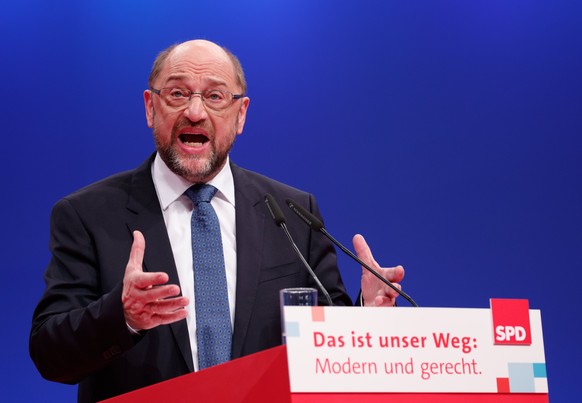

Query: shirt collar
left=152, top=153, right=235, bottom=210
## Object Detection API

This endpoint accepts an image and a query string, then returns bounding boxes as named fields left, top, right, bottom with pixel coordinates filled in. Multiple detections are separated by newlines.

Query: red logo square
left=490, top=299, right=532, bottom=345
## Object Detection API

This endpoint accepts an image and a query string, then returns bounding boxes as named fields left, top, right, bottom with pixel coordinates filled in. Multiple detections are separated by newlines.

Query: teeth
left=184, top=141, right=204, bottom=147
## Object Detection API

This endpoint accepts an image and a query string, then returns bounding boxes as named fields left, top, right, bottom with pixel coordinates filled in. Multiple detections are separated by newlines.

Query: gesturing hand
left=122, top=231, right=189, bottom=331
left=354, top=234, right=405, bottom=307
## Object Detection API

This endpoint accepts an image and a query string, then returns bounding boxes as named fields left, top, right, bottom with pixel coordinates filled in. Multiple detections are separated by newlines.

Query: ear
left=235, top=97, right=250, bottom=135
left=144, top=90, right=154, bottom=128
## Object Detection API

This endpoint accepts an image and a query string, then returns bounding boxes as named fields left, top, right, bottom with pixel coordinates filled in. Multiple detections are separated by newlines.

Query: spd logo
left=490, top=299, right=532, bottom=345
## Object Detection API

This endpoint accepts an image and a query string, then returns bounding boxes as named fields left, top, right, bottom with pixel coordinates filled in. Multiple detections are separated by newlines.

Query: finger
left=373, top=295, right=397, bottom=307
left=126, top=284, right=182, bottom=316
left=152, top=308, right=189, bottom=326
left=124, top=293, right=188, bottom=330
left=137, top=298, right=189, bottom=330
left=127, top=231, right=146, bottom=274
left=383, top=265, right=405, bottom=283
left=385, top=285, right=401, bottom=299
left=353, top=234, right=379, bottom=270
left=130, top=271, right=171, bottom=290
left=150, top=295, right=190, bottom=314
left=142, top=283, right=182, bottom=302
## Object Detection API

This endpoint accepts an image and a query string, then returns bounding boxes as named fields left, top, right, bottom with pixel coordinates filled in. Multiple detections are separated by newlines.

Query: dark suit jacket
left=30, top=154, right=352, bottom=402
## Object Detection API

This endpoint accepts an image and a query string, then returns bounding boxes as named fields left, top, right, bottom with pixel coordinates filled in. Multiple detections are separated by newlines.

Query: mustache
left=173, top=120, right=211, bottom=133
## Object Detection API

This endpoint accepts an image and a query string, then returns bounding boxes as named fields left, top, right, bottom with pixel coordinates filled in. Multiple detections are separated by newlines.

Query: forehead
left=157, top=42, right=237, bottom=88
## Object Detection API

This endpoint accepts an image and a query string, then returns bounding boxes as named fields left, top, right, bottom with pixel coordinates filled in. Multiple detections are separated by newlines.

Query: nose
left=183, top=94, right=208, bottom=122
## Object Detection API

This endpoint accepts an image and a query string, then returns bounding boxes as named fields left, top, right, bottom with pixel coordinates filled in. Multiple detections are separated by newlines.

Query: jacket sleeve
left=29, top=198, right=138, bottom=384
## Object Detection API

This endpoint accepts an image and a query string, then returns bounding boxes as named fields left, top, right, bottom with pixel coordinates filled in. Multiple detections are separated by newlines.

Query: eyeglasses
left=150, top=87, right=244, bottom=112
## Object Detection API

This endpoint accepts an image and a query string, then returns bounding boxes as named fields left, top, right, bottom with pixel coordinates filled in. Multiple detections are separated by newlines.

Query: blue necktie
left=185, top=184, right=232, bottom=370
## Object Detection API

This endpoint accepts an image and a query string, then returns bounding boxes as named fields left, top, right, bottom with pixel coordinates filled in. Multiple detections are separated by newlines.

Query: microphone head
left=264, top=194, right=286, bottom=226
left=285, top=199, right=324, bottom=231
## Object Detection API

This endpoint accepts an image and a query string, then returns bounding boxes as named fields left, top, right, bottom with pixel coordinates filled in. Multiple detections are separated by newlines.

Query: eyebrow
left=164, top=74, right=229, bottom=88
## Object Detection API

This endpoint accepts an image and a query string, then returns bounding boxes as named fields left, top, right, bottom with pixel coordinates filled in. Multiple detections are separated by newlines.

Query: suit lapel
left=125, top=154, right=195, bottom=372
left=230, top=163, right=268, bottom=358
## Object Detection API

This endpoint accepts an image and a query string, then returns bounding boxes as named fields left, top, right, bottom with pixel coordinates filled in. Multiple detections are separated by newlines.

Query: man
left=30, top=39, right=405, bottom=402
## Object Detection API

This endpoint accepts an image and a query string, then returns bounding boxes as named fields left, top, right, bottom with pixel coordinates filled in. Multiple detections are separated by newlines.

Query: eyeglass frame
left=150, top=87, right=244, bottom=111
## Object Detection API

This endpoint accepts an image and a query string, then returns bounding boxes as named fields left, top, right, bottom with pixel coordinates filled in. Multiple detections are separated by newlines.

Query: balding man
left=30, top=40, right=405, bottom=402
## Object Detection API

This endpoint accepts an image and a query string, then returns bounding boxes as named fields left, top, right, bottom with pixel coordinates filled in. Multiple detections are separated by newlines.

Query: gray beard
left=150, top=108, right=239, bottom=182
left=156, top=138, right=233, bottom=183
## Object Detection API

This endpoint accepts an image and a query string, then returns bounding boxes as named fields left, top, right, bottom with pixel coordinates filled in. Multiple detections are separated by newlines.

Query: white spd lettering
left=495, top=325, right=527, bottom=342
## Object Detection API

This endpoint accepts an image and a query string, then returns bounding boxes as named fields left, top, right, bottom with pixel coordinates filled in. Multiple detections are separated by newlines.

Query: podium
left=105, top=301, right=548, bottom=402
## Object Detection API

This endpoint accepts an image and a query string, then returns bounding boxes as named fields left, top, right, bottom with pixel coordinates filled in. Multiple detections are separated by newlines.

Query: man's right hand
left=122, top=230, right=189, bottom=331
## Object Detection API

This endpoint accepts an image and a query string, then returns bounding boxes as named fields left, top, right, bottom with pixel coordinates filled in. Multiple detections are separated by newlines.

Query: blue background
left=2, top=1, right=580, bottom=401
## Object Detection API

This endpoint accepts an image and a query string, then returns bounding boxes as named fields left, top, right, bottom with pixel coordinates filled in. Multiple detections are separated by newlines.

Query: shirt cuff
left=126, top=322, right=142, bottom=335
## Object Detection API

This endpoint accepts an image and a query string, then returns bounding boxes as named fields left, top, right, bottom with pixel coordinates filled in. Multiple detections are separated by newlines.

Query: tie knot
left=186, top=184, right=218, bottom=205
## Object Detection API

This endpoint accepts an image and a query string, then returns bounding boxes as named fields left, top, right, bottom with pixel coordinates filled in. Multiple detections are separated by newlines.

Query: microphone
left=264, top=194, right=334, bottom=306
left=285, top=199, right=419, bottom=307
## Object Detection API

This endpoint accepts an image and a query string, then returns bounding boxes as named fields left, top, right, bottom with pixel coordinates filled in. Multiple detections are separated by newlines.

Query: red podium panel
left=104, top=345, right=547, bottom=403
left=102, top=346, right=291, bottom=403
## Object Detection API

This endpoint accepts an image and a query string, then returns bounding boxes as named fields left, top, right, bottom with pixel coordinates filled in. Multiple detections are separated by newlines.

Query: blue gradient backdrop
left=2, top=1, right=580, bottom=401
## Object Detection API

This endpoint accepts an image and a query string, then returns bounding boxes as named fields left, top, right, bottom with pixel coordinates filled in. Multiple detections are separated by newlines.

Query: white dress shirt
left=151, top=153, right=237, bottom=371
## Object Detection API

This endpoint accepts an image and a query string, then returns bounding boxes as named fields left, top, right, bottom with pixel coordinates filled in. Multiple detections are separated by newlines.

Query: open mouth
left=179, top=133, right=209, bottom=147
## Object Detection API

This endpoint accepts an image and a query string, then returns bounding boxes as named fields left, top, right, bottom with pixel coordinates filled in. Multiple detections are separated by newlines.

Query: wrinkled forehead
left=156, top=42, right=238, bottom=89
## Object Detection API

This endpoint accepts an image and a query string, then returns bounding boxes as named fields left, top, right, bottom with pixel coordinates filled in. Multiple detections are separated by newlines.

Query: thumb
left=353, top=234, right=377, bottom=270
left=127, top=230, right=146, bottom=274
